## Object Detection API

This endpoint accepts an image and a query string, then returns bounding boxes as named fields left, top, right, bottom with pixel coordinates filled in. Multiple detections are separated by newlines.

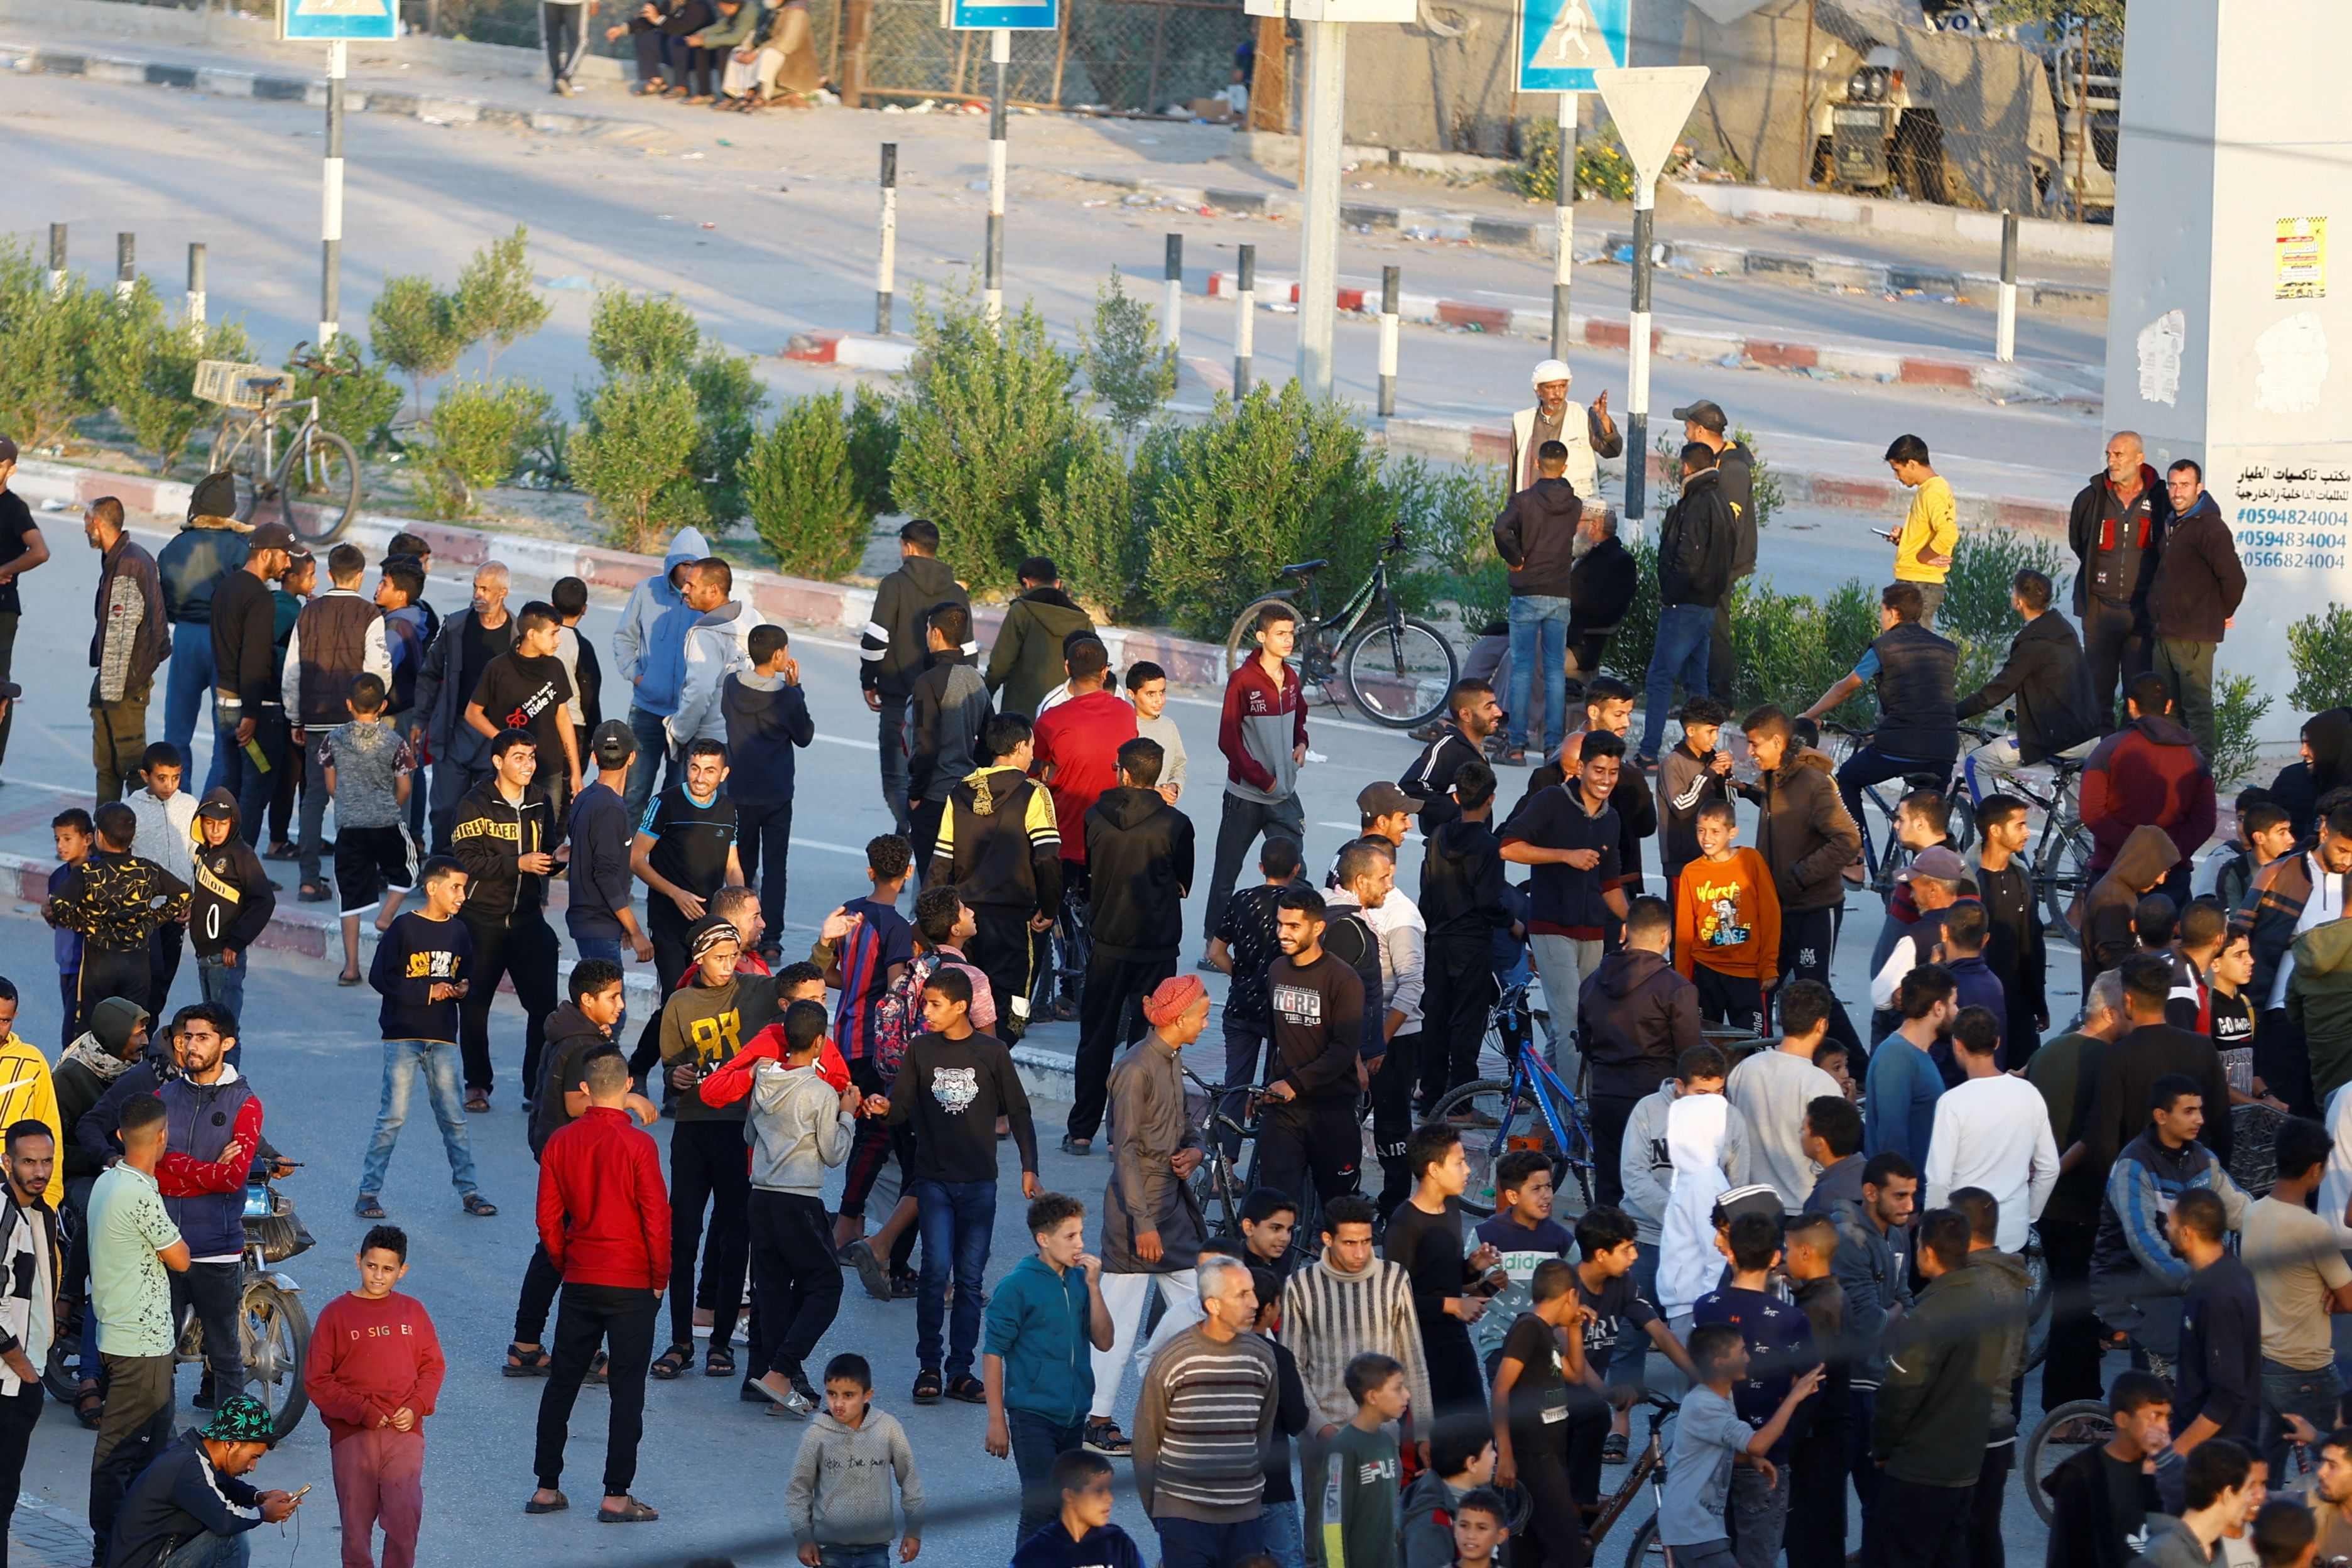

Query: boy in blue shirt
left=1662, top=1322, right=1823, bottom=1568
left=1693, top=1212, right=1820, bottom=1568
left=984, top=1192, right=1112, bottom=1552
left=1863, top=966, right=1955, bottom=1168
left=1011, top=1449, right=1143, bottom=1568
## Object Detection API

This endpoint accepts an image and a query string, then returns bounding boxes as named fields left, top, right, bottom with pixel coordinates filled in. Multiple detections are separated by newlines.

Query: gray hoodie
left=669, top=599, right=756, bottom=748
left=613, top=527, right=710, bottom=717
left=748, top=1060, right=854, bottom=1194
left=783, top=1405, right=925, bottom=1549
left=1619, top=1079, right=1751, bottom=1246
left=2135, top=1516, right=2215, bottom=1568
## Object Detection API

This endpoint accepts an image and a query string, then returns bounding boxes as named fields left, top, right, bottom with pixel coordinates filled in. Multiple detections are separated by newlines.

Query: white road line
left=790, top=836, right=870, bottom=857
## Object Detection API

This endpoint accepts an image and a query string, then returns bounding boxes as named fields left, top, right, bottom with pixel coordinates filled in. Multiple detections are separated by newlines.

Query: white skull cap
left=1532, top=359, right=1572, bottom=388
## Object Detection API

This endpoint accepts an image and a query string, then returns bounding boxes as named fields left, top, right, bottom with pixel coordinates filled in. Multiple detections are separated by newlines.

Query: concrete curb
left=1197, top=271, right=2091, bottom=403
left=2, top=38, right=631, bottom=134
left=782, top=330, right=920, bottom=374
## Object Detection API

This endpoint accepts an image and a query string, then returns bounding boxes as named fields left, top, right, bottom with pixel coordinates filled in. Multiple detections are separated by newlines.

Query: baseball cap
left=0, top=437, right=17, bottom=465
left=1356, top=781, right=1422, bottom=818
left=1896, top=846, right=1970, bottom=885
left=1711, top=1184, right=1785, bottom=1231
left=196, top=792, right=237, bottom=822
left=1671, top=400, right=1728, bottom=433
left=591, top=719, right=638, bottom=770
left=246, top=521, right=299, bottom=552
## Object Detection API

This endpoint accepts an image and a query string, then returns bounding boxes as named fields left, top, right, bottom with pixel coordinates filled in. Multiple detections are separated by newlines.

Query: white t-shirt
left=1921, top=1074, right=2061, bottom=1252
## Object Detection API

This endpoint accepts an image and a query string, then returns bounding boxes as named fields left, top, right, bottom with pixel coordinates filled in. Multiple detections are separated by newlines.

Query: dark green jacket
left=1871, top=1267, right=1994, bottom=1486
left=2290, top=918, right=2352, bottom=1105
left=985, top=587, right=1094, bottom=719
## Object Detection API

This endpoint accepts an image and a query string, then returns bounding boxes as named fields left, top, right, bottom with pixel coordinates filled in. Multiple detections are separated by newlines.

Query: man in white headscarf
left=1508, top=358, right=1622, bottom=501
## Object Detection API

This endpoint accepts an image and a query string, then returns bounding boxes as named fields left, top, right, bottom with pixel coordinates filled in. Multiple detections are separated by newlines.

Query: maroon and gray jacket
left=91, top=535, right=168, bottom=703
left=2067, top=464, right=2172, bottom=612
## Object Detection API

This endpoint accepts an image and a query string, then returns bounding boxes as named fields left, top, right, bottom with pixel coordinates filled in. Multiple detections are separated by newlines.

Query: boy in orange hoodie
left=1672, top=800, right=1782, bottom=1036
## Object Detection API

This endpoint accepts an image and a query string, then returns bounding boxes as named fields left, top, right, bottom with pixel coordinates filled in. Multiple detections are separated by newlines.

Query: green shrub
left=411, top=376, right=555, bottom=518
left=1733, top=425, right=1783, bottom=530
left=744, top=393, right=868, bottom=581
left=589, top=288, right=701, bottom=379
left=891, top=287, right=1082, bottom=595
left=89, top=284, right=254, bottom=475
left=1023, top=422, right=1141, bottom=623
left=1726, top=575, right=1881, bottom=726
left=686, top=347, right=766, bottom=526
left=368, top=275, right=466, bottom=422
left=1648, top=428, right=1780, bottom=529
left=1508, top=121, right=1653, bottom=204
left=845, top=384, right=900, bottom=521
left=2289, top=605, right=2352, bottom=714
left=1391, top=458, right=1511, bottom=631
left=291, top=337, right=405, bottom=458
left=1077, top=270, right=1176, bottom=435
left=2211, top=672, right=2272, bottom=791
left=570, top=373, right=706, bottom=553
left=1143, top=381, right=1389, bottom=639
left=0, top=240, right=106, bottom=450
left=1599, top=538, right=1661, bottom=689
left=452, top=226, right=550, bottom=375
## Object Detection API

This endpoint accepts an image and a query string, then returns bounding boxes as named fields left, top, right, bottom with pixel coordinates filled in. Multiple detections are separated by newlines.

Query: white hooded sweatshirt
left=1657, top=1092, right=1734, bottom=1320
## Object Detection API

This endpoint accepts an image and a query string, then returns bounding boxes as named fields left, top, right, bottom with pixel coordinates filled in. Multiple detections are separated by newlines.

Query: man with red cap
left=1080, top=974, right=1211, bottom=1459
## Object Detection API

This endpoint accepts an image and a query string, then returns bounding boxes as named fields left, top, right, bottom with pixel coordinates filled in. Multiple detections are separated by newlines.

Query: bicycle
left=1219, top=527, right=1459, bottom=730
left=1951, top=722, right=2098, bottom=945
left=1818, top=721, right=1968, bottom=907
left=1427, top=998, right=1598, bottom=1216
left=198, top=349, right=362, bottom=546
left=1027, top=881, right=1091, bottom=1026
left=1595, top=1391, right=1682, bottom=1565
left=1183, top=1065, right=1261, bottom=1241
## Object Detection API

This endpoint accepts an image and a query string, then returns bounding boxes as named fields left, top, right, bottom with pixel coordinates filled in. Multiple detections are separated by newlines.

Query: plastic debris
left=538, top=275, right=594, bottom=291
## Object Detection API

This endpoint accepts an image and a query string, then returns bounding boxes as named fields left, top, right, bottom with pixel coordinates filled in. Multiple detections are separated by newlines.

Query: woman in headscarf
left=2270, top=707, right=2352, bottom=840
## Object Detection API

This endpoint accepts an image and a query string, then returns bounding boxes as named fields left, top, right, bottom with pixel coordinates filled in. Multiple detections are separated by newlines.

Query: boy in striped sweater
left=1281, top=1194, right=1432, bottom=1568
left=1134, top=1253, right=1280, bottom=1568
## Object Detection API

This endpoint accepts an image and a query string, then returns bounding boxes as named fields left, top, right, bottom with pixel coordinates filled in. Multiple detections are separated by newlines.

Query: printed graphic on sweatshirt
left=931, top=1065, right=979, bottom=1114
left=499, top=680, right=562, bottom=731
left=1271, top=983, right=1324, bottom=1028
left=401, top=949, right=464, bottom=981
left=1688, top=871, right=1751, bottom=948
left=687, top=1010, right=743, bottom=1067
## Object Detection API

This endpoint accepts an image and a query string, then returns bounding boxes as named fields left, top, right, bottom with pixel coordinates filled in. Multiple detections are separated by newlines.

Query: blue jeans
left=622, top=704, right=675, bottom=829
left=1506, top=593, right=1572, bottom=752
left=1639, top=602, right=1714, bottom=759
left=197, top=952, right=246, bottom=1030
left=1157, top=1515, right=1266, bottom=1568
left=161, top=1532, right=249, bottom=1568
left=1260, top=1499, right=1307, bottom=1568
left=816, top=1547, right=891, bottom=1568
left=358, top=1040, right=481, bottom=1198
left=1608, top=1239, right=1660, bottom=1386
left=1836, top=744, right=1952, bottom=848
left=2261, top=1359, right=2342, bottom=1476
left=914, top=1177, right=996, bottom=1378
left=1009, top=1408, right=1085, bottom=1549
left=215, top=703, right=286, bottom=845
left=166, top=621, right=217, bottom=788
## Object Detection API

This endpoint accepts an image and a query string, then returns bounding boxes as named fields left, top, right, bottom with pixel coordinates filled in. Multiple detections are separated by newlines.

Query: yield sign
left=1593, top=66, right=1711, bottom=196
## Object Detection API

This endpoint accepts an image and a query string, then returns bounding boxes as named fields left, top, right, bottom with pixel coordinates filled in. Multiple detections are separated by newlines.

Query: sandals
left=75, top=1385, right=102, bottom=1431
left=945, top=1373, right=987, bottom=1405
left=524, top=1491, right=568, bottom=1515
left=704, top=1344, right=735, bottom=1378
left=651, top=1344, right=695, bottom=1381
left=462, top=1194, right=498, bottom=1217
left=503, top=1342, right=550, bottom=1378
left=354, top=1194, right=386, bottom=1220
left=585, top=1351, right=609, bottom=1386
left=597, top=1496, right=658, bottom=1523
left=465, top=1092, right=491, bottom=1114
left=337, top=969, right=363, bottom=987
left=912, top=1368, right=942, bottom=1404
left=298, top=881, right=334, bottom=903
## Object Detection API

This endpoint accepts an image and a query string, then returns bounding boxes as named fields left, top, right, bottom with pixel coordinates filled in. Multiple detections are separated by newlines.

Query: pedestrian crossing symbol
left=280, top=0, right=398, bottom=43
left=1515, top=0, right=1628, bottom=92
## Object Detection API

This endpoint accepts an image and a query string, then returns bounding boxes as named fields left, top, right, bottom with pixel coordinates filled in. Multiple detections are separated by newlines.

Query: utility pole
left=984, top=26, right=1008, bottom=325
left=877, top=142, right=898, bottom=335
left=1552, top=90, right=1577, bottom=361
left=322, top=38, right=346, bottom=345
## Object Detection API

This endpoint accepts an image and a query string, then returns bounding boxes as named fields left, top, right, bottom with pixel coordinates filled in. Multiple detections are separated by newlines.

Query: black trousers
left=0, top=1381, right=41, bottom=1568
left=910, top=798, right=947, bottom=885
left=734, top=800, right=792, bottom=944
left=1418, top=937, right=1496, bottom=1110
left=2037, top=1217, right=2102, bottom=1409
left=1202, top=791, right=1305, bottom=943
left=172, top=1260, right=244, bottom=1393
left=748, top=1189, right=841, bottom=1378
left=629, top=898, right=698, bottom=1079
left=669, top=1120, right=749, bottom=1350
left=78, top=947, right=151, bottom=1037
left=1694, top=965, right=1767, bottom=1037
left=1589, top=1091, right=1644, bottom=1209
left=147, top=921, right=185, bottom=1018
left=535, top=1283, right=659, bottom=1495
left=966, top=903, right=1040, bottom=1042
left=542, top=0, right=585, bottom=82
left=1777, top=905, right=1861, bottom=1058
left=457, top=913, right=560, bottom=1095
left=1369, top=1030, right=1420, bottom=1220
left=1867, top=1476, right=1974, bottom=1568
left=1506, top=1420, right=1586, bottom=1568
left=2259, top=1006, right=2319, bottom=1119
left=1967, top=1444, right=2013, bottom=1568
left=1069, top=952, right=1176, bottom=1143
left=1562, top=1382, right=1613, bottom=1506
left=1787, top=1410, right=1850, bottom=1568
left=513, top=1241, right=562, bottom=1345
left=1255, top=1096, right=1359, bottom=1212
left=2080, top=596, right=2148, bottom=729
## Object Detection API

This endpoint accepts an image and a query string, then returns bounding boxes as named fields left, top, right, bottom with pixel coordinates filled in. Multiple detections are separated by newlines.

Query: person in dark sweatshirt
left=449, top=729, right=562, bottom=1110
left=2081, top=954, right=2235, bottom=1173
left=1579, top=896, right=1702, bottom=1209
left=178, top=788, right=271, bottom=1029
left=1069, top=738, right=1194, bottom=1151
left=1491, top=440, right=1584, bottom=764
left=719, top=623, right=814, bottom=955
left=988, top=558, right=1096, bottom=720
left=905, top=603, right=991, bottom=874
left=930, top=714, right=1062, bottom=1042
left=2082, top=824, right=2184, bottom=996
left=1636, top=443, right=1738, bottom=765
left=860, top=519, right=971, bottom=834
left=1418, top=760, right=1512, bottom=1111
left=106, top=1395, right=299, bottom=1568
left=565, top=723, right=655, bottom=1014
left=1868, top=1210, right=1995, bottom=1568
left=359, top=855, right=489, bottom=1220
left=2162, top=1187, right=2261, bottom=1480
left=206, top=522, right=298, bottom=844
left=156, top=481, right=246, bottom=783
left=44, top=802, right=189, bottom=1032
left=2080, top=672, right=2214, bottom=901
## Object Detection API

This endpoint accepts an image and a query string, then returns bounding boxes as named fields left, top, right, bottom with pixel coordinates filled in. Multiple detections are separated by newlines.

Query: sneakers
left=844, top=1238, right=891, bottom=1302
left=1084, top=1417, right=1132, bottom=1456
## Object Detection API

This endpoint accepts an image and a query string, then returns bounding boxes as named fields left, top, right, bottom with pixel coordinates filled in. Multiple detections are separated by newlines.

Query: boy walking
left=1661, top=1323, right=1826, bottom=1568
left=1488, top=1260, right=1591, bottom=1567
left=1326, top=1353, right=1408, bottom=1568
left=1672, top=799, right=1780, bottom=1036
left=303, top=1224, right=445, bottom=1568
left=984, top=1192, right=1114, bottom=1549
left=360, top=857, right=489, bottom=1220
left=322, top=673, right=419, bottom=986
left=785, top=1352, right=925, bottom=1567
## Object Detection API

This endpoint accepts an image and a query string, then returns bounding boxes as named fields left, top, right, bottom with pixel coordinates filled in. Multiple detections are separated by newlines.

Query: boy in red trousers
left=303, top=1224, right=445, bottom=1568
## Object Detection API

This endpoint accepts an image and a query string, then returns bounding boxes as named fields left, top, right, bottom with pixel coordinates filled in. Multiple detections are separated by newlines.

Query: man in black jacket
left=2067, top=433, right=2172, bottom=727
left=1418, top=761, right=1511, bottom=1111
left=1070, top=738, right=1194, bottom=1152
left=207, top=523, right=297, bottom=844
left=1566, top=508, right=1638, bottom=689
left=1956, top=568, right=2098, bottom=778
left=1493, top=439, right=1584, bottom=765
left=1800, top=582, right=1960, bottom=837
left=1578, top=896, right=1701, bottom=1206
left=449, top=729, right=562, bottom=1110
left=84, top=499, right=169, bottom=807
left=930, top=713, right=1060, bottom=1041
left=859, top=519, right=970, bottom=835
left=1636, top=444, right=1736, bottom=766
left=906, top=602, right=993, bottom=873
left=1398, top=678, right=1500, bottom=833
left=1677, top=401, right=1757, bottom=693
left=1868, top=1210, right=1995, bottom=1568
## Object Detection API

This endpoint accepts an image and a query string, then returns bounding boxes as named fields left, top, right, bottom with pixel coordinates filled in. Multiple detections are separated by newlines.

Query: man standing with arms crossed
left=1202, top=604, right=1309, bottom=968
left=2145, top=458, right=2247, bottom=759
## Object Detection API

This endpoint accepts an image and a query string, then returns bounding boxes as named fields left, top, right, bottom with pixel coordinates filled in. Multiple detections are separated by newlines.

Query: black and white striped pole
left=1551, top=90, right=1578, bottom=361
left=983, top=27, right=1009, bottom=327
left=876, top=142, right=898, bottom=335
left=46, top=224, right=65, bottom=299
left=187, top=243, right=207, bottom=331
left=1162, top=233, right=1183, bottom=350
left=114, top=233, right=136, bottom=302
left=1996, top=210, right=2018, bottom=364
left=1376, top=264, right=1400, bottom=416
left=1233, top=244, right=1256, bottom=398
left=321, top=38, right=347, bottom=345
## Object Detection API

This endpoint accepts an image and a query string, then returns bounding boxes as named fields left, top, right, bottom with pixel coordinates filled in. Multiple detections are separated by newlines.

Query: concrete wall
left=0, top=0, right=624, bottom=80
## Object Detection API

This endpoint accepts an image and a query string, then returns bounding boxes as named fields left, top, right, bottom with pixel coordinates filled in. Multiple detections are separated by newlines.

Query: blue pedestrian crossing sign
left=941, top=0, right=1059, bottom=29
left=280, top=0, right=398, bottom=41
left=1514, top=0, right=1628, bottom=93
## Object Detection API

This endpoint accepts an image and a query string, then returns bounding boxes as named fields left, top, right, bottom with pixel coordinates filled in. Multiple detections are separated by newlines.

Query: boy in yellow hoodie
left=1672, top=801, right=1781, bottom=1037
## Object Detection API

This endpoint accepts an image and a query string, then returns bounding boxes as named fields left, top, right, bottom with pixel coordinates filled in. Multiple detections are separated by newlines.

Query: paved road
left=3, top=66, right=2106, bottom=501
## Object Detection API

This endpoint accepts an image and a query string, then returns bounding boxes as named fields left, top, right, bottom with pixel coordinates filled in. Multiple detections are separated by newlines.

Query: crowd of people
left=548, top=0, right=825, bottom=109
left=0, top=383, right=2339, bottom=1568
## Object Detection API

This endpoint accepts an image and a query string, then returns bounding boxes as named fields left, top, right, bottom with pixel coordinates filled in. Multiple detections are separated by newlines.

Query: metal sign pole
left=1295, top=17, right=1346, bottom=396
left=188, top=242, right=207, bottom=330
left=1234, top=243, right=1256, bottom=397
left=1163, top=232, right=1183, bottom=351
left=877, top=142, right=898, bottom=335
left=1551, top=89, right=1577, bottom=361
left=1377, top=264, right=1399, bottom=416
left=1996, top=210, right=2018, bottom=363
left=46, top=224, right=65, bottom=299
left=115, top=234, right=136, bottom=302
left=1626, top=192, right=1653, bottom=522
left=322, top=38, right=347, bottom=346
left=984, top=26, right=1009, bottom=327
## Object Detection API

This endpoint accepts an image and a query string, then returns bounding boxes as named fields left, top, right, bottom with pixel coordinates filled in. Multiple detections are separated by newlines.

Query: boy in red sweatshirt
left=530, top=1050, right=672, bottom=1524
left=303, top=1224, right=445, bottom=1568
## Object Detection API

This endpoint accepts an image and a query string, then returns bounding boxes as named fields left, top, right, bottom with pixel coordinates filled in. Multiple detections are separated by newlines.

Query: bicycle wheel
left=241, top=1277, right=312, bottom=1440
left=41, top=1300, right=84, bottom=1407
left=2025, top=1399, right=2114, bottom=1525
left=1621, top=1516, right=1670, bottom=1567
left=204, top=420, right=263, bottom=521
left=1339, top=615, right=1457, bottom=729
left=273, top=427, right=360, bottom=545
left=2037, top=815, right=2096, bottom=945
left=1224, top=597, right=1298, bottom=681
left=1428, top=1079, right=1518, bottom=1216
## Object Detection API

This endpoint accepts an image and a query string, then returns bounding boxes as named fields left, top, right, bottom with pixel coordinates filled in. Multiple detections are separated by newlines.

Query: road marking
left=791, top=836, right=871, bottom=858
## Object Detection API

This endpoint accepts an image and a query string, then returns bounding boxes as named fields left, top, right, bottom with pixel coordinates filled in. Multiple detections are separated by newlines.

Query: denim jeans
left=914, top=1177, right=996, bottom=1378
left=2261, top=1359, right=2343, bottom=1476
left=358, top=1039, right=482, bottom=1198
left=877, top=691, right=913, bottom=835
left=816, top=1547, right=891, bottom=1568
left=1008, top=1409, right=1084, bottom=1548
left=197, top=952, right=246, bottom=1026
left=1835, top=744, right=1953, bottom=849
left=166, top=620, right=217, bottom=788
left=1639, top=602, right=1715, bottom=759
left=622, top=704, right=675, bottom=830
left=160, top=1535, right=249, bottom=1568
left=1729, top=1460, right=1787, bottom=1568
left=1260, top=1498, right=1307, bottom=1568
left=215, top=703, right=286, bottom=846
left=1608, top=1240, right=1660, bottom=1386
left=1506, top=592, right=1572, bottom=752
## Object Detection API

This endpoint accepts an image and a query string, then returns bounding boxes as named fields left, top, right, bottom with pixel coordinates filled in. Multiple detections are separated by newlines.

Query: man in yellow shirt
left=1883, top=435, right=1957, bottom=626
left=0, top=983, right=63, bottom=1208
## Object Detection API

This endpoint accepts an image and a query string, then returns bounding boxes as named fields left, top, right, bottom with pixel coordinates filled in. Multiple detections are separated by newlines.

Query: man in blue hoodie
left=612, top=528, right=710, bottom=825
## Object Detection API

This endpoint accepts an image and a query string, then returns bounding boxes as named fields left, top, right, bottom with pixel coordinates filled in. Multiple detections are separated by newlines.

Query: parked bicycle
left=1428, top=986, right=1598, bottom=1215
left=197, top=349, right=361, bottom=546
left=1026, top=881, right=1091, bottom=1026
left=1219, top=527, right=1459, bottom=730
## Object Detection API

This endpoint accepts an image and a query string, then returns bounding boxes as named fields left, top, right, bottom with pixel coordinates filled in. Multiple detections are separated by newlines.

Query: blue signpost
left=940, top=0, right=1057, bottom=27
left=940, top=0, right=1060, bottom=322
left=278, top=0, right=398, bottom=43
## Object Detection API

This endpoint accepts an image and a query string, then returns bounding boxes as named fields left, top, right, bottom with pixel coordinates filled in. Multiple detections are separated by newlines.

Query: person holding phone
left=107, top=1393, right=302, bottom=1567
left=1881, top=435, right=1957, bottom=628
